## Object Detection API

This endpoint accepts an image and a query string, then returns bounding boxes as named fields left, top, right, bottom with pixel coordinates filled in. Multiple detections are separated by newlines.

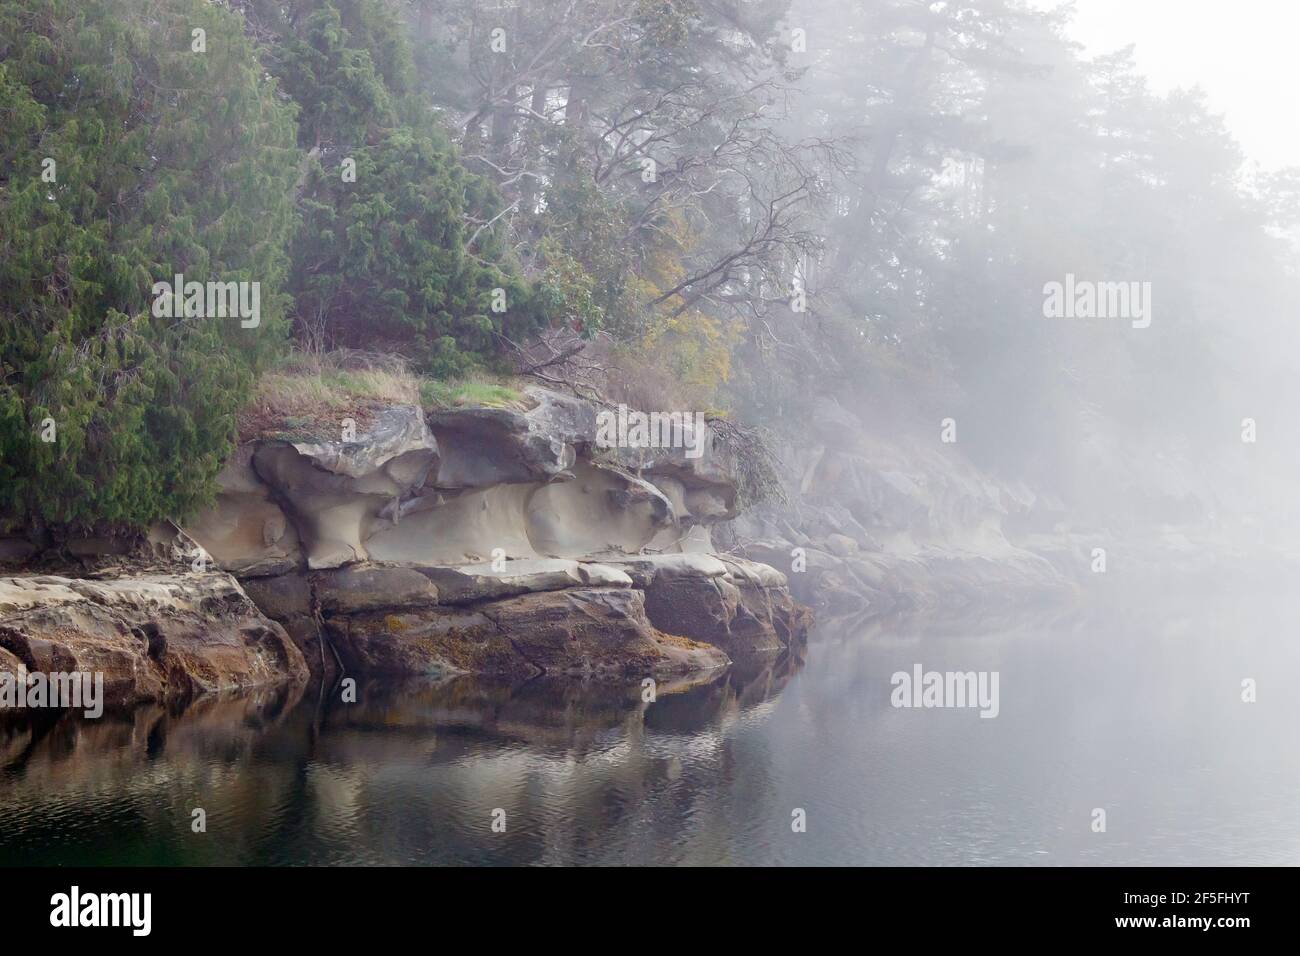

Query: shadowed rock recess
left=1, top=387, right=810, bottom=706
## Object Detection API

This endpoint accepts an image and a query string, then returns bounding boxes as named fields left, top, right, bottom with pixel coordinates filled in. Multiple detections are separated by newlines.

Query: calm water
left=2, top=587, right=1298, bottom=865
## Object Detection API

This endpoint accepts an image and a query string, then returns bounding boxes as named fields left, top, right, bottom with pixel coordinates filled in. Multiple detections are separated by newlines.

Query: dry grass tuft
left=238, top=350, right=420, bottom=441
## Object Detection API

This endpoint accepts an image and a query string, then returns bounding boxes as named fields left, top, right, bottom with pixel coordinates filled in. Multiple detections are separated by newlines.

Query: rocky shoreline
left=246, top=552, right=810, bottom=682
left=7, top=382, right=1268, bottom=715
left=1, top=386, right=812, bottom=710
left=0, top=572, right=307, bottom=709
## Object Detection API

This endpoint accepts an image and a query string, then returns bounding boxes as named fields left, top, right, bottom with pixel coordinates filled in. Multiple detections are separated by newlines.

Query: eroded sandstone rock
left=183, top=389, right=750, bottom=572
left=247, top=405, right=438, bottom=570
left=154, top=390, right=816, bottom=682
left=609, top=416, right=738, bottom=527
left=365, top=483, right=539, bottom=565
left=183, top=445, right=302, bottom=577
left=239, top=571, right=332, bottom=677
left=325, top=587, right=726, bottom=679
left=314, top=565, right=440, bottom=614
left=324, top=602, right=515, bottom=676
left=415, top=558, right=631, bottom=604
left=601, top=552, right=730, bottom=587
left=426, top=388, right=590, bottom=488
left=612, top=554, right=809, bottom=659
left=524, top=461, right=674, bottom=556
left=4, top=386, right=813, bottom=695
left=0, top=573, right=308, bottom=710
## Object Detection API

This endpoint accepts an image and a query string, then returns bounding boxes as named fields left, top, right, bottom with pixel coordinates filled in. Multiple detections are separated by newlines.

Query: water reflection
left=0, top=649, right=805, bottom=865
left=3, top=591, right=1298, bottom=866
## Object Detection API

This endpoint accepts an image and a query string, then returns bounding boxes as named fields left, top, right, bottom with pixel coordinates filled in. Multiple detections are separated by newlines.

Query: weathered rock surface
left=600, top=552, right=730, bottom=587
left=608, top=415, right=738, bottom=526
left=239, top=555, right=801, bottom=681
left=364, top=483, right=538, bottom=565
left=238, top=571, right=330, bottom=677
left=325, top=587, right=727, bottom=679
left=425, top=386, right=594, bottom=487
left=249, top=404, right=439, bottom=570
left=525, top=461, right=675, bottom=556
left=314, top=564, right=441, bottom=614
left=639, top=567, right=811, bottom=658
left=2, top=388, right=812, bottom=693
left=414, top=558, right=632, bottom=604
left=0, top=573, right=308, bottom=710
left=359, top=460, right=675, bottom=565
left=182, top=445, right=303, bottom=576
left=183, top=388, right=744, bottom=572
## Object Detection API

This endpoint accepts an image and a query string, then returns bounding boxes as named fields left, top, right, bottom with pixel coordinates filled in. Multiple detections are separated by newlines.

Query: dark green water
left=2, top=590, right=1296, bottom=865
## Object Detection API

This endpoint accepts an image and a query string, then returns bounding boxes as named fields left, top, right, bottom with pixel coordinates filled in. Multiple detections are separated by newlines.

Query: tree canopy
left=0, top=0, right=297, bottom=528
left=2, top=0, right=1297, bottom=533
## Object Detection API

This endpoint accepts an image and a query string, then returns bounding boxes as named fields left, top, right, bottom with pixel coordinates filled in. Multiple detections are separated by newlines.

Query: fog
left=2, top=0, right=1298, bottom=872
left=711, top=0, right=1300, bottom=571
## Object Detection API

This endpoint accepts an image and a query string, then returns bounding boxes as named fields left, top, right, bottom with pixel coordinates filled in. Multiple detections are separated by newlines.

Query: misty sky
left=1043, top=0, right=1299, bottom=170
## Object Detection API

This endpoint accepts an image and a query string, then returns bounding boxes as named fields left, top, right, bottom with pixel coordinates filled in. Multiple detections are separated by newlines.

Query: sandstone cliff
left=1, top=386, right=810, bottom=709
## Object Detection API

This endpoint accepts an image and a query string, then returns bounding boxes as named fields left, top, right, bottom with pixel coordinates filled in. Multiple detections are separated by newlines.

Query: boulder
left=638, top=558, right=811, bottom=658
left=327, top=587, right=727, bottom=679
left=0, top=603, right=168, bottom=707
left=0, top=572, right=308, bottom=709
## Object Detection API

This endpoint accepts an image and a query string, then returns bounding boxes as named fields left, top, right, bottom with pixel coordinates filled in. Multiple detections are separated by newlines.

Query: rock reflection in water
left=0, top=648, right=804, bottom=865
left=6, top=593, right=1299, bottom=866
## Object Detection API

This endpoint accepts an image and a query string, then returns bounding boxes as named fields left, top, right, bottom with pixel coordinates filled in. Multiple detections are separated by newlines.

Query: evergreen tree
left=0, top=0, right=298, bottom=531
left=291, top=124, right=534, bottom=375
left=241, top=0, right=541, bottom=375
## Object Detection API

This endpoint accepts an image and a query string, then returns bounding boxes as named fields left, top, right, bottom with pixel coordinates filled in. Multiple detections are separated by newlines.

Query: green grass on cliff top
left=238, top=351, right=526, bottom=441
left=419, top=377, right=522, bottom=410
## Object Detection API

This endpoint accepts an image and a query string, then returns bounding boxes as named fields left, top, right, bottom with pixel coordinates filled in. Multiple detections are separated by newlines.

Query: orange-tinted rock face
left=323, top=587, right=729, bottom=680
left=0, top=573, right=308, bottom=713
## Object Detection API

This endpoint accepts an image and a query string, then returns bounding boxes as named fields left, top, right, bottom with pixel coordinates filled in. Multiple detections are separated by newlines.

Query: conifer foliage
left=0, top=0, right=537, bottom=531
left=0, top=0, right=298, bottom=529
left=261, top=0, right=539, bottom=374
